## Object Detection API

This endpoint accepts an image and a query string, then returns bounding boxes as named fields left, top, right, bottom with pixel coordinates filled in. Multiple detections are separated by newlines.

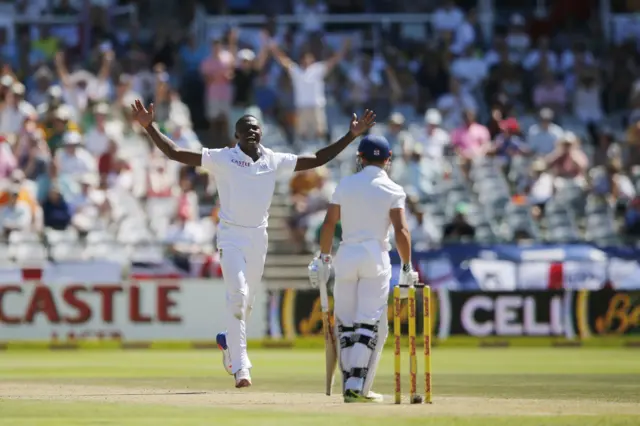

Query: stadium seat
left=146, top=196, right=179, bottom=218
left=474, top=224, right=496, bottom=243
left=10, top=243, right=47, bottom=263
left=8, top=231, right=41, bottom=244
left=129, top=243, right=165, bottom=263
left=45, top=228, right=79, bottom=244
left=0, top=243, right=11, bottom=263
left=50, top=242, right=85, bottom=261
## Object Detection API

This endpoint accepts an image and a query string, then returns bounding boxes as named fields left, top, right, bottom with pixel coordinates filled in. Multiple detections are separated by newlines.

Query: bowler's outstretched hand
left=349, top=110, right=376, bottom=137
left=131, top=100, right=154, bottom=128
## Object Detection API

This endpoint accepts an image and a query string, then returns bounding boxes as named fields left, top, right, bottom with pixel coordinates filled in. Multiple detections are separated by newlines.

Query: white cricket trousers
left=217, top=221, right=268, bottom=374
left=333, top=241, right=391, bottom=393
left=333, top=241, right=391, bottom=326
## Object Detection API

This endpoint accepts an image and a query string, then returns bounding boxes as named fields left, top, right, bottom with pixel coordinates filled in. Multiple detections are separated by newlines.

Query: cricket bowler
left=131, top=100, right=376, bottom=388
left=308, top=135, right=419, bottom=403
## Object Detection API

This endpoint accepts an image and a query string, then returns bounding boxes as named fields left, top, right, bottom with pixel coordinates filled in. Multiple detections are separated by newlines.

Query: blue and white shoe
left=216, top=332, right=233, bottom=375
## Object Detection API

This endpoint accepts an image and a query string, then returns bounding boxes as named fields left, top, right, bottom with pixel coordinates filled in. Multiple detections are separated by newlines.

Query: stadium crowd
left=0, top=0, right=639, bottom=268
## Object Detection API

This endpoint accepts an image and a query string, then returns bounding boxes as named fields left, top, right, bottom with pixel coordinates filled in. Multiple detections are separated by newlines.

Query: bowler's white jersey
left=201, top=145, right=298, bottom=228
left=331, top=166, right=406, bottom=250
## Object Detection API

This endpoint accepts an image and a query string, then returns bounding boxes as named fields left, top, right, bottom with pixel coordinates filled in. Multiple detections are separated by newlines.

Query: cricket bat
left=318, top=279, right=338, bottom=395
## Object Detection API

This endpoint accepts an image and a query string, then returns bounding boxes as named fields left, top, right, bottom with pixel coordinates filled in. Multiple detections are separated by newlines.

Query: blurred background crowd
left=1, top=0, right=640, bottom=272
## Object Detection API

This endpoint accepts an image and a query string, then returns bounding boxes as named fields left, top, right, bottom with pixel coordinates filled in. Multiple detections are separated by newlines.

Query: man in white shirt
left=83, top=103, right=112, bottom=156
left=450, top=45, right=488, bottom=91
left=527, top=108, right=564, bottom=156
left=271, top=41, right=348, bottom=142
left=131, top=100, right=376, bottom=388
left=308, top=135, right=419, bottom=403
left=0, top=186, right=32, bottom=236
left=416, top=109, right=450, bottom=160
left=0, top=79, right=27, bottom=136
left=56, top=132, right=98, bottom=178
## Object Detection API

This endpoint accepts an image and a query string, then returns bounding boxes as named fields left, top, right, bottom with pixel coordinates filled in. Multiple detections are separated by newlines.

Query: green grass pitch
left=1, top=348, right=639, bottom=425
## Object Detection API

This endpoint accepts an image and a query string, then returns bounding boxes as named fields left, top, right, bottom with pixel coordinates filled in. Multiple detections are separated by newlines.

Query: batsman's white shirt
left=331, top=165, right=406, bottom=325
left=201, top=145, right=297, bottom=373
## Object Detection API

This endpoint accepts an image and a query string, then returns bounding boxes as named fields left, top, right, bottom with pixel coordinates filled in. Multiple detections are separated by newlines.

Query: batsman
left=308, top=135, right=419, bottom=403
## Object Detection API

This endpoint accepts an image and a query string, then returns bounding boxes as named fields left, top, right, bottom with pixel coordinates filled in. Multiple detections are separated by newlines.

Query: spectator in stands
left=450, top=45, right=488, bottom=92
left=36, top=161, right=66, bottom=203
left=0, top=185, right=32, bottom=236
left=623, top=197, right=640, bottom=237
left=392, top=143, right=435, bottom=200
left=591, top=159, right=636, bottom=207
left=200, top=34, right=236, bottom=147
left=573, top=68, right=604, bottom=139
left=108, top=157, right=134, bottom=192
left=273, top=73, right=296, bottom=146
left=0, top=135, right=17, bottom=178
left=71, top=174, right=109, bottom=233
left=561, top=41, right=595, bottom=75
left=0, top=81, right=30, bottom=136
left=46, top=105, right=73, bottom=154
left=505, top=14, right=530, bottom=63
left=18, top=131, right=48, bottom=181
left=83, top=102, right=112, bottom=157
left=230, top=41, right=270, bottom=138
left=527, top=108, right=564, bottom=157
left=595, top=128, right=618, bottom=167
left=544, top=132, right=589, bottom=186
left=416, top=109, right=450, bottom=160
left=524, top=159, right=554, bottom=219
left=270, top=39, right=349, bottom=143
left=12, top=82, right=36, bottom=119
left=345, top=54, right=373, bottom=112
left=146, top=156, right=175, bottom=198
left=288, top=167, right=334, bottom=253
left=384, top=112, right=413, bottom=157
left=54, top=50, right=112, bottom=117
left=42, top=184, right=71, bottom=231
left=28, top=67, right=54, bottom=107
left=1, top=169, right=37, bottom=216
left=624, top=116, right=640, bottom=170
left=443, top=202, right=475, bottom=241
left=55, top=132, right=97, bottom=178
left=451, top=110, right=490, bottom=175
left=149, top=73, right=173, bottom=125
left=177, top=176, right=199, bottom=223
left=488, top=117, right=530, bottom=171
left=407, top=202, right=441, bottom=250
left=533, top=71, right=567, bottom=114
left=437, top=78, right=477, bottom=131
left=164, top=210, right=202, bottom=273
left=451, top=8, right=480, bottom=55
left=496, top=61, right=526, bottom=114
left=523, top=36, right=558, bottom=73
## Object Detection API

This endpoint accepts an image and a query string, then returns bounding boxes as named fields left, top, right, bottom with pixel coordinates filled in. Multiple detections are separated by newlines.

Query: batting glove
left=308, top=254, right=332, bottom=289
left=397, top=263, right=419, bottom=298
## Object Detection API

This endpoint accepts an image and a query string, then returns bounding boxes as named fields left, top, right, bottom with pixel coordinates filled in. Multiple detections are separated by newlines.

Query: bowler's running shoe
left=235, top=368, right=252, bottom=388
left=216, top=332, right=233, bottom=375
left=344, top=389, right=381, bottom=403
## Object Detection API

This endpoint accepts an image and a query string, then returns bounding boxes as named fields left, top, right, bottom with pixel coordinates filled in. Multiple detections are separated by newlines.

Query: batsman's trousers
left=333, top=240, right=391, bottom=330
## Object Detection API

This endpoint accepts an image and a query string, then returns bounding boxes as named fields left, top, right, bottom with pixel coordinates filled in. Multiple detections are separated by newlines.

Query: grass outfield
left=0, top=348, right=639, bottom=425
